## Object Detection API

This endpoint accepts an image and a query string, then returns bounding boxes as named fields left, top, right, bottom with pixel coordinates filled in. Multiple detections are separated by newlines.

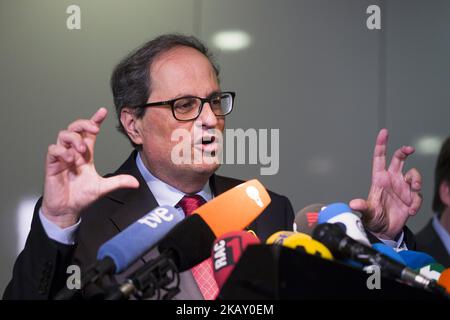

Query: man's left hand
left=349, top=129, right=423, bottom=240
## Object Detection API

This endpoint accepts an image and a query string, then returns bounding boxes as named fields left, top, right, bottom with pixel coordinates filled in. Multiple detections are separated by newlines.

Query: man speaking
left=3, top=34, right=423, bottom=299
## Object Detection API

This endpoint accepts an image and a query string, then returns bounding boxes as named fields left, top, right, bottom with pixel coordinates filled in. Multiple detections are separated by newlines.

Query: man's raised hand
left=41, top=108, right=139, bottom=228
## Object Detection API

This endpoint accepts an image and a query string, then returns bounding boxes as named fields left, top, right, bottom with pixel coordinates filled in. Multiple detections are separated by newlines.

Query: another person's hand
left=350, top=129, right=422, bottom=240
left=41, top=108, right=139, bottom=228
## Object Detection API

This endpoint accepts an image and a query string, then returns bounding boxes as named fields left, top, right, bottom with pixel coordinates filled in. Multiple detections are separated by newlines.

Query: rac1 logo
left=138, top=207, right=175, bottom=228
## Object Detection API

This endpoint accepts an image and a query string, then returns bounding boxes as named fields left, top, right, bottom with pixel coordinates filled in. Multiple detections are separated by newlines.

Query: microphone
left=312, top=223, right=446, bottom=295
left=105, top=179, right=271, bottom=300
left=191, top=179, right=271, bottom=237
left=278, top=233, right=333, bottom=261
left=367, top=245, right=444, bottom=284
left=438, top=269, right=450, bottom=294
left=212, top=231, right=261, bottom=289
left=293, top=203, right=324, bottom=235
left=158, top=179, right=270, bottom=269
left=97, top=206, right=184, bottom=273
left=397, top=250, right=446, bottom=280
left=417, top=263, right=445, bottom=281
left=397, top=250, right=436, bottom=270
left=318, top=202, right=371, bottom=246
left=266, top=231, right=296, bottom=245
left=54, top=205, right=183, bottom=300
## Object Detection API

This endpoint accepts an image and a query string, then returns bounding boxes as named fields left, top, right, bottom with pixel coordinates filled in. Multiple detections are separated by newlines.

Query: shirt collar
left=135, top=152, right=213, bottom=207
left=378, top=231, right=407, bottom=251
left=432, top=213, right=450, bottom=255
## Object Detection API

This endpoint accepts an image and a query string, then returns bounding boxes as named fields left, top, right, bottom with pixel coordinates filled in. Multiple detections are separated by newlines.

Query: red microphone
left=211, top=231, right=260, bottom=289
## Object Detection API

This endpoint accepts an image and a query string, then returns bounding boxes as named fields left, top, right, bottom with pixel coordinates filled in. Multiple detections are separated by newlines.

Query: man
left=416, top=137, right=450, bottom=267
left=3, top=34, right=423, bottom=299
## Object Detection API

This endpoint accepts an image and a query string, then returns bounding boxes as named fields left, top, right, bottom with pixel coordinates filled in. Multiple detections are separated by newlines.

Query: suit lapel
left=106, top=151, right=159, bottom=258
left=209, top=173, right=239, bottom=196
left=420, top=220, right=448, bottom=262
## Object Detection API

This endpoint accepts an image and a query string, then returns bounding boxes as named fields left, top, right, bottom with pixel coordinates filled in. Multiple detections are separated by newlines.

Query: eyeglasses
left=138, top=91, right=235, bottom=121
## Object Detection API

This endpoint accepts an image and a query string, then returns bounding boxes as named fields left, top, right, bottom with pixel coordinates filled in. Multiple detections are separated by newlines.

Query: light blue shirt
left=432, top=213, right=450, bottom=255
left=39, top=212, right=81, bottom=245
left=135, top=152, right=213, bottom=213
left=376, top=231, right=408, bottom=252
left=39, top=152, right=212, bottom=245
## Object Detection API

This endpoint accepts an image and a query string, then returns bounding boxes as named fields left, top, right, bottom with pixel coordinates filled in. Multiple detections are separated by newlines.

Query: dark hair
left=432, top=136, right=450, bottom=213
left=110, top=34, right=220, bottom=149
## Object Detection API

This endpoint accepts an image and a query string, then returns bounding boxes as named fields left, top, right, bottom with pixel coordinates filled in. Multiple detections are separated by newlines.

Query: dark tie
left=177, top=195, right=219, bottom=300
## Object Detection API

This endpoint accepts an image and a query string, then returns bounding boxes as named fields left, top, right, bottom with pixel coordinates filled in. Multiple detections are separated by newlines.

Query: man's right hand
left=41, top=108, right=140, bottom=228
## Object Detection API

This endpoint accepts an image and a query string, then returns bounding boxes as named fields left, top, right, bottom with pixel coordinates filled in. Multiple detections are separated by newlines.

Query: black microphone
left=104, top=214, right=215, bottom=300
left=312, top=223, right=447, bottom=295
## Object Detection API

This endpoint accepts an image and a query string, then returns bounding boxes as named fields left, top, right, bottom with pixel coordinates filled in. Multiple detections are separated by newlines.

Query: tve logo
left=138, top=207, right=175, bottom=228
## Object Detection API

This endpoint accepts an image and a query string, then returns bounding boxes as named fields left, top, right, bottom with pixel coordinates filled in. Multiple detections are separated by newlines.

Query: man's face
left=133, top=46, right=224, bottom=181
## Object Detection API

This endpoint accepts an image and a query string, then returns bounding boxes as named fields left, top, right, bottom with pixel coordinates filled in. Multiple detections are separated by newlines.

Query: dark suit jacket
left=3, top=151, right=295, bottom=300
left=416, top=218, right=450, bottom=268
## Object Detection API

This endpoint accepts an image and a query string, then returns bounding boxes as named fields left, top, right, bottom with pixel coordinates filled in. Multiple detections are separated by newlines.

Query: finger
left=372, top=128, right=388, bottom=176
left=349, top=199, right=369, bottom=213
left=408, top=192, right=422, bottom=216
left=90, top=107, right=108, bottom=126
left=405, top=168, right=422, bottom=192
left=388, top=145, right=415, bottom=173
left=99, top=174, right=140, bottom=196
left=47, top=144, right=75, bottom=164
left=68, top=119, right=100, bottom=135
left=57, top=131, right=87, bottom=154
